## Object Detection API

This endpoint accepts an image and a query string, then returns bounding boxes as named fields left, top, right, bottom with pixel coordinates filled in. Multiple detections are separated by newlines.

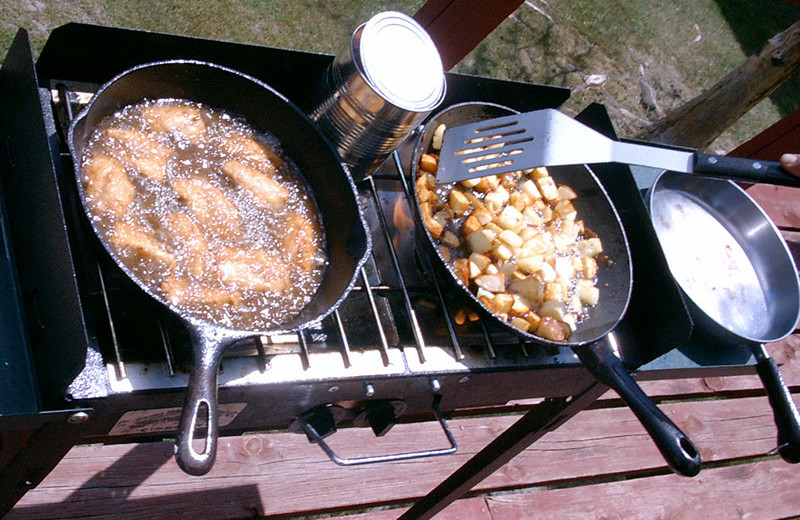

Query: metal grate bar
left=479, top=320, right=497, bottom=359
left=255, top=337, right=269, bottom=373
left=359, top=267, right=391, bottom=365
left=158, top=321, right=176, bottom=376
left=363, top=170, right=428, bottom=363
left=298, top=329, right=311, bottom=369
left=96, top=263, right=126, bottom=379
left=333, top=309, right=352, bottom=368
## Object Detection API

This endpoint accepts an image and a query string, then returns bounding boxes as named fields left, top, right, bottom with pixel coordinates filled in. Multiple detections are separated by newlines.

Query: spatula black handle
left=694, top=153, right=800, bottom=187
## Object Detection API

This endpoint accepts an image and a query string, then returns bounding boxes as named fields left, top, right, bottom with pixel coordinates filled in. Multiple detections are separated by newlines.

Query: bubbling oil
left=81, top=98, right=327, bottom=330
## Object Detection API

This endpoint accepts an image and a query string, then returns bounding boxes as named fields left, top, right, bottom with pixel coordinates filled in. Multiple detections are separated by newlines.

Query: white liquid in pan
left=651, top=190, right=768, bottom=338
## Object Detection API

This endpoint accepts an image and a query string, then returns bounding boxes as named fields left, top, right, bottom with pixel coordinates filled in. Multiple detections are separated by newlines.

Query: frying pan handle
left=694, top=153, right=800, bottom=187
left=174, top=327, right=232, bottom=476
left=755, top=355, right=800, bottom=463
left=578, top=345, right=702, bottom=477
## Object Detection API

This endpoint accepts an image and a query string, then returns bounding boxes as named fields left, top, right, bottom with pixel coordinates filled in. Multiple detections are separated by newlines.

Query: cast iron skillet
left=68, top=60, right=372, bottom=476
left=648, top=171, right=800, bottom=463
left=409, top=102, right=701, bottom=477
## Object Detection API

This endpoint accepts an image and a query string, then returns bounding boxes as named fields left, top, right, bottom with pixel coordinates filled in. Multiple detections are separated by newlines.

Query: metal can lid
left=357, top=11, right=445, bottom=112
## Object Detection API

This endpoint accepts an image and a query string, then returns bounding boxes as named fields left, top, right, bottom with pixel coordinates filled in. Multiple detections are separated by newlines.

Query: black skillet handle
left=755, top=356, right=800, bottom=463
left=694, top=153, right=800, bottom=187
left=174, top=327, right=232, bottom=476
left=578, top=344, right=702, bottom=477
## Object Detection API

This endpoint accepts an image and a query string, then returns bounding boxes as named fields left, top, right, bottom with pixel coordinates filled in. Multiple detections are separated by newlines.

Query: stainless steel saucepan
left=648, top=171, right=800, bottom=463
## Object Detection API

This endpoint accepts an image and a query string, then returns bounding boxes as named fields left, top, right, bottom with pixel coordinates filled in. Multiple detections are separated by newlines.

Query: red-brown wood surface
left=8, top=387, right=799, bottom=520
left=413, top=0, right=524, bottom=69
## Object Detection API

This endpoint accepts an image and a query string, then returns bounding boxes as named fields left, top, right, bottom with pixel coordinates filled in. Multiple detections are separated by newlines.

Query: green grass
left=2, top=0, right=799, bottom=151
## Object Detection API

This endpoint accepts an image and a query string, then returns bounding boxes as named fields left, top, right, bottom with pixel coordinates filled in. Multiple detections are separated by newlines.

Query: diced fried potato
left=473, top=206, right=494, bottom=226
left=454, top=309, right=467, bottom=325
left=520, top=179, right=541, bottom=200
left=539, top=300, right=567, bottom=321
left=510, top=278, right=544, bottom=303
left=577, top=237, right=603, bottom=257
left=554, top=199, right=577, bottom=220
left=509, top=191, right=526, bottom=211
left=498, top=229, right=523, bottom=249
left=424, top=214, right=444, bottom=239
left=582, top=256, right=598, bottom=279
left=493, top=293, right=514, bottom=315
left=484, top=186, right=510, bottom=213
left=554, top=257, right=576, bottom=280
left=526, top=312, right=542, bottom=329
left=453, top=258, right=470, bottom=286
left=469, top=252, right=492, bottom=272
left=509, top=294, right=531, bottom=316
left=437, top=244, right=451, bottom=262
left=477, top=287, right=496, bottom=310
left=420, top=153, right=438, bottom=174
left=557, top=185, right=578, bottom=200
left=449, top=189, right=470, bottom=216
left=529, top=167, right=550, bottom=180
left=492, top=242, right=514, bottom=261
left=496, top=206, right=525, bottom=231
left=461, top=214, right=482, bottom=237
left=510, top=316, right=531, bottom=332
left=539, top=261, right=557, bottom=282
left=522, top=234, right=549, bottom=255
left=441, top=230, right=460, bottom=248
left=475, top=273, right=505, bottom=293
left=469, top=260, right=483, bottom=279
left=517, top=254, right=544, bottom=274
left=544, top=282, right=564, bottom=302
left=536, top=316, right=569, bottom=342
left=466, top=229, right=495, bottom=254
left=432, top=124, right=446, bottom=151
left=536, top=175, right=560, bottom=202
left=576, top=280, right=600, bottom=306
left=460, top=177, right=481, bottom=189
left=498, top=261, right=517, bottom=278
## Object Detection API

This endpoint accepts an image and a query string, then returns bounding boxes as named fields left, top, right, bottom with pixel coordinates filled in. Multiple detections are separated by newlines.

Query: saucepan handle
left=754, top=347, right=800, bottom=463
left=578, top=344, right=702, bottom=477
left=694, top=153, right=800, bottom=187
left=174, top=326, right=235, bottom=476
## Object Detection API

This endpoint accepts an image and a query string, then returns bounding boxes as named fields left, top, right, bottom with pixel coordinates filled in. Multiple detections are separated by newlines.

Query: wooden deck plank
left=484, top=458, right=800, bottom=520
left=8, top=390, right=796, bottom=520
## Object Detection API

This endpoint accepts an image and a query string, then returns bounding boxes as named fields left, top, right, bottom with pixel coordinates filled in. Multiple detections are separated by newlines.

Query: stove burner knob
left=364, top=400, right=398, bottom=437
left=289, top=404, right=345, bottom=442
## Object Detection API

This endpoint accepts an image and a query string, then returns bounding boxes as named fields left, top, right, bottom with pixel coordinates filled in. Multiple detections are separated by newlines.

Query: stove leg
left=0, top=414, right=89, bottom=516
left=398, top=382, right=607, bottom=520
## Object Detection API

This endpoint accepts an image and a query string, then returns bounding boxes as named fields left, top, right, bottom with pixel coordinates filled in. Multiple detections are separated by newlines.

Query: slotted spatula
left=436, top=108, right=800, bottom=187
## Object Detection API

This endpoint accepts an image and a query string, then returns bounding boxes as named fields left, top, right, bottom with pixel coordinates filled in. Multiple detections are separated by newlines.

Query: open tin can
left=308, top=11, right=446, bottom=178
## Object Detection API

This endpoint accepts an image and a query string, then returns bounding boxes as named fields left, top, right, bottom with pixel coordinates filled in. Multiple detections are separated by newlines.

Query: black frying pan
left=410, top=102, right=701, bottom=477
left=649, top=171, right=800, bottom=463
left=68, top=60, right=371, bottom=476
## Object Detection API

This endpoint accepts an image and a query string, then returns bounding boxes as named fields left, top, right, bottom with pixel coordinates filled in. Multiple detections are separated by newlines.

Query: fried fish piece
left=110, top=221, right=175, bottom=267
left=105, top=127, right=172, bottom=182
left=83, top=155, right=135, bottom=219
left=221, top=160, right=289, bottom=208
left=221, top=133, right=283, bottom=174
left=165, top=213, right=209, bottom=278
left=282, top=212, right=321, bottom=275
left=172, top=178, right=241, bottom=240
left=142, top=104, right=206, bottom=142
left=161, top=275, right=242, bottom=307
left=217, top=247, right=290, bottom=293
